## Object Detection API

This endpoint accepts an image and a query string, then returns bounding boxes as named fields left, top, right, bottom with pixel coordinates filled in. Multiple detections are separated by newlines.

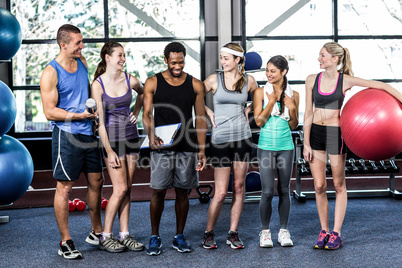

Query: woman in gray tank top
left=202, top=43, right=258, bottom=250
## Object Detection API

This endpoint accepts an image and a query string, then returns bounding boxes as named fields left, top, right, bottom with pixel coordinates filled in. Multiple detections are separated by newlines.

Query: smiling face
left=106, top=46, right=125, bottom=70
left=165, top=52, right=185, bottom=77
left=265, top=62, right=286, bottom=85
left=62, top=32, right=84, bottom=58
left=318, top=47, right=338, bottom=69
left=220, top=51, right=239, bottom=72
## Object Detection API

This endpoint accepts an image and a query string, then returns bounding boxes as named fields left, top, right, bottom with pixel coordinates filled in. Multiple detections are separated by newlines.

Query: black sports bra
left=312, top=72, right=345, bottom=110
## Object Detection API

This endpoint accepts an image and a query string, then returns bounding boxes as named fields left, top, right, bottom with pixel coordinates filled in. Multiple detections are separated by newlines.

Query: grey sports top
left=212, top=72, right=251, bottom=144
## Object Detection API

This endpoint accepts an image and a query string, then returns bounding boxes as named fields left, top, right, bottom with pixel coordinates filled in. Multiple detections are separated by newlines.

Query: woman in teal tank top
left=253, top=56, right=299, bottom=248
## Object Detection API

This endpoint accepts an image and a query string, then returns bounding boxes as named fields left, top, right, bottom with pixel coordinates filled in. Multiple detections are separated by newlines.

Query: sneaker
left=172, top=234, right=192, bottom=253
left=278, top=229, right=294, bottom=247
left=58, top=239, right=83, bottom=260
left=85, top=230, right=101, bottom=246
left=325, top=231, right=343, bottom=250
left=313, top=230, right=330, bottom=249
left=202, top=231, right=217, bottom=249
left=226, top=231, right=244, bottom=249
left=259, top=230, right=273, bottom=248
left=146, top=235, right=162, bottom=256
left=99, top=235, right=126, bottom=253
left=120, top=234, right=145, bottom=251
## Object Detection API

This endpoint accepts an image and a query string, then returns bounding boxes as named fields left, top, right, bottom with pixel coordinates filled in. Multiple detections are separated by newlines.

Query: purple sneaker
left=325, top=231, right=343, bottom=250
left=313, top=230, right=330, bottom=249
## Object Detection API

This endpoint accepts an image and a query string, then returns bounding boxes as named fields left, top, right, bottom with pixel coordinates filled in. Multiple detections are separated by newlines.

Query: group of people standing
left=40, top=24, right=402, bottom=260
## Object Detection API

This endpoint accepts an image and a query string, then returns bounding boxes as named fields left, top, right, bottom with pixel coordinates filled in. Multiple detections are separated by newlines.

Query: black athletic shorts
left=52, top=125, right=102, bottom=181
left=102, top=138, right=141, bottom=158
left=210, top=138, right=252, bottom=167
left=310, top=123, right=347, bottom=155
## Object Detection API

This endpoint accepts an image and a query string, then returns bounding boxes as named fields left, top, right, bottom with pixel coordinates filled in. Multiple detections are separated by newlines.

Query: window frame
left=7, top=0, right=206, bottom=138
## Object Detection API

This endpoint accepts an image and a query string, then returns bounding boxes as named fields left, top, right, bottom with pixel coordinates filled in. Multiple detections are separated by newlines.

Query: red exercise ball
left=340, top=88, right=402, bottom=161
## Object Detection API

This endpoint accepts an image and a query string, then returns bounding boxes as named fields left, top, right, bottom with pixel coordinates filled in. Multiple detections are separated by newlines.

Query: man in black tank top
left=142, top=42, right=207, bottom=255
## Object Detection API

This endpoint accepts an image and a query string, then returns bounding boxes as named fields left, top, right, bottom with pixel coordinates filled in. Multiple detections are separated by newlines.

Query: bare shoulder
left=305, top=73, right=317, bottom=89
left=79, top=56, right=88, bottom=68
left=255, top=86, right=264, bottom=97
left=247, top=74, right=258, bottom=92
left=192, top=76, right=203, bottom=87
left=40, top=65, right=57, bottom=87
left=205, top=73, right=218, bottom=84
left=143, top=75, right=157, bottom=93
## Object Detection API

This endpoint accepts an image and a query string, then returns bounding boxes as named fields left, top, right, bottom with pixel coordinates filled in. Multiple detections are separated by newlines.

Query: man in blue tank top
left=142, top=42, right=207, bottom=255
left=40, top=24, right=103, bottom=260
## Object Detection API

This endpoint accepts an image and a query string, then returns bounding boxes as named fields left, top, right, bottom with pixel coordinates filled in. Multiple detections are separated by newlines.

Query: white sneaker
left=278, top=229, right=293, bottom=247
left=259, top=230, right=273, bottom=248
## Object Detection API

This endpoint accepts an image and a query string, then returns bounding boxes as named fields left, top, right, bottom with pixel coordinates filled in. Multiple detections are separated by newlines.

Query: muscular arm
left=193, top=78, right=208, bottom=170
left=142, top=76, right=162, bottom=148
left=40, top=65, right=95, bottom=122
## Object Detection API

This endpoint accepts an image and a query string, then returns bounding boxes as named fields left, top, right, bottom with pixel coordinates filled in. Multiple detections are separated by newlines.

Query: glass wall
left=10, top=0, right=201, bottom=133
left=245, top=0, right=402, bottom=124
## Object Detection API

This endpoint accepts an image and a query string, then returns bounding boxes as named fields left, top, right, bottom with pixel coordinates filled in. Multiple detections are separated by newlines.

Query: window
left=10, top=0, right=202, bottom=133
left=244, top=0, right=402, bottom=125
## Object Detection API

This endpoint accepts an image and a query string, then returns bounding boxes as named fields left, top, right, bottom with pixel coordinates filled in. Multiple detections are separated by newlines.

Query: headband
left=220, top=47, right=244, bottom=58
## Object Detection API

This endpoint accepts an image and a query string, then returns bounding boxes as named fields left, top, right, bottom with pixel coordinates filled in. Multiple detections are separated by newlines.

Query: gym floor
left=0, top=196, right=401, bottom=267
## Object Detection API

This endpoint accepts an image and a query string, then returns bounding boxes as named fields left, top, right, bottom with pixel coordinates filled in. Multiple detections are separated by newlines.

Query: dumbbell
left=389, top=160, right=398, bottom=170
left=297, top=158, right=309, bottom=175
left=348, top=158, right=359, bottom=173
left=73, top=198, right=86, bottom=212
left=379, top=160, right=387, bottom=171
left=298, top=130, right=304, bottom=142
left=101, top=197, right=108, bottom=210
left=68, top=200, right=76, bottom=212
left=369, top=160, right=379, bottom=172
left=326, top=159, right=331, bottom=175
left=344, top=164, right=350, bottom=174
left=358, top=159, right=368, bottom=172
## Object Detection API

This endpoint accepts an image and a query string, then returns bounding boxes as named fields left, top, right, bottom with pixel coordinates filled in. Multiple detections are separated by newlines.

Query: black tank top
left=154, top=72, right=196, bottom=152
left=312, top=72, right=345, bottom=110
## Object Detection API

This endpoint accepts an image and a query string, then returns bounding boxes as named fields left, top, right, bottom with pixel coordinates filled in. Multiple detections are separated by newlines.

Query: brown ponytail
left=93, top=41, right=123, bottom=82
left=223, top=43, right=246, bottom=93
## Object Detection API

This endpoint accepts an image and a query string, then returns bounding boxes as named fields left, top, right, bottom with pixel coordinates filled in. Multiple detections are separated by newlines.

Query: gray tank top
left=212, top=72, right=251, bottom=144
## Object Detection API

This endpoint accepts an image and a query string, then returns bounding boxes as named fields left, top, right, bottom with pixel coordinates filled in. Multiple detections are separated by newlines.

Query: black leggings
left=257, top=148, right=294, bottom=229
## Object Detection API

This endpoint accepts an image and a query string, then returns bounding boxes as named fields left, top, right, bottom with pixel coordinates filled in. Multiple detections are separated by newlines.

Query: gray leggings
left=257, top=148, right=294, bottom=229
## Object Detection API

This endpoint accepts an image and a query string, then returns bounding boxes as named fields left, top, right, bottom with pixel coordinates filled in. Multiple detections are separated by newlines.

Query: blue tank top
left=96, top=72, right=139, bottom=142
left=48, top=58, right=93, bottom=135
left=312, top=72, right=345, bottom=109
left=212, top=72, right=251, bottom=144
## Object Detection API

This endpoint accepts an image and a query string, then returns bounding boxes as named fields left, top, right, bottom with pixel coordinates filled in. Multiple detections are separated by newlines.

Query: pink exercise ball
left=340, top=88, right=402, bottom=161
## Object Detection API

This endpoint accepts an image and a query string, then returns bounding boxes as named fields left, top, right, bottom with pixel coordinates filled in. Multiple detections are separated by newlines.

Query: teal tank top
left=258, top=102, right=294, bottom=151
left=48, top=58, right=93, bottom=135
